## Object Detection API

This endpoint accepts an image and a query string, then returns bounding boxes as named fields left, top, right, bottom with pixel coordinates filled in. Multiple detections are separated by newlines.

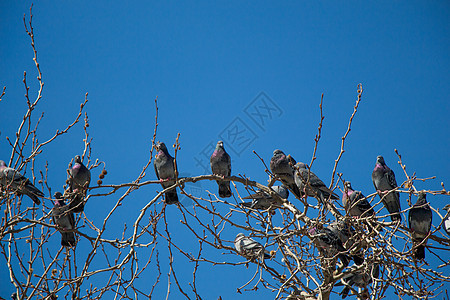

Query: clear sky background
left=1, top=1, right=449, bottom=299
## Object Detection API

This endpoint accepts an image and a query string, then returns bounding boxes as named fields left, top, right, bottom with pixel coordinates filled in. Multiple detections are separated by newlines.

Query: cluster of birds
left=0, top=141, right=449, bottom=298
left=154, top=141, right=446, bottom=258
left=0, top=156, right=91, bottom=247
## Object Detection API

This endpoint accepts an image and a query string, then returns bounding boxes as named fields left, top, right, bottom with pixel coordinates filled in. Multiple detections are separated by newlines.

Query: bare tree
left=1, top=7, right=449, bottom=300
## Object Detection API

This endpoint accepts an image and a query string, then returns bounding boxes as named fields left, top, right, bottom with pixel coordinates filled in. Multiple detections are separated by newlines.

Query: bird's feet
left=160, top=177, right=173, bottom=182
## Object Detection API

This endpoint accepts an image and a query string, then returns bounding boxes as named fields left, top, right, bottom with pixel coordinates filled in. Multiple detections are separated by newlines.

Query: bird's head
left=235, top=233, right=245, bottom=242
left=54, top=192, right=63, bottom=199
left=344, top=181, right=352, bottom=190
left=416, top=192, right=427, bottom=205
left=273, top=149, right=284, bottom=156
left=296, top=162, right=307, bottom=169
left=156, top=142, right=167, bottom=153
left=53, top=192, right=65, bottom=206
left=376, top=155, right=385, bottom=165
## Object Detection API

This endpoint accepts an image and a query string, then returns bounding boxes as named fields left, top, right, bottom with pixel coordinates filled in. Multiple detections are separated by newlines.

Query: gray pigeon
left=342, top=181, right=375, bottom=218
left=52, top=192, right=76, bottom=247
left=270, top=150, right=301, bottom=198
left=0, top=160, right=43, bottom=204
left=154, top=142, right=179, bottom=204
left=234, top=233, right=271, bottom=265
left=408, top=192, right=432, bottom=260
left=372, top=155, right=401, bottom=221
left=327, top=221, right=364, bottom=265
left=210, top=141, right=232, bottom=198
left=309, top=226, right=350, bottom=267
left=67, top=155, right=91, bottom=212
left=336, top=264, right=379, bottom=299
left=294, top=162, right=339, bottom=203
left=242, top=185, right=288, bottom=210
left=443, top=204, right=450, bottom=236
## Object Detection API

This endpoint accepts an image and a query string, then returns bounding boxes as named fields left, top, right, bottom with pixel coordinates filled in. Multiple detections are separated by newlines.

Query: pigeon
left=67, top=155, right=91, bottom=212
left=270, top=150, right=301, bottom=198
left=210, top=141, right=232, bottom=198
left=336, top=264, right=379, bottom=299
left=0, top=160, right=43, bottom=204
left=372, top=156, right=401, bottom=221
left=234, top=233, right=271, bottom=264
left=408, top=192, right=432, bottom=260
left=154, top=142, right=179, bottom=204
left=342, top=181, right=375, bottom=218
left=52, top=192, right=76, bottom=247
left=443, top=204, right=450, bottom=236
left=242, top=185, right=288, bottom=210
left=294, top=162, right=339, bottom=203
left=309, top=226, right=350, bottom=267
left=328, top=221, right=364, bottom=265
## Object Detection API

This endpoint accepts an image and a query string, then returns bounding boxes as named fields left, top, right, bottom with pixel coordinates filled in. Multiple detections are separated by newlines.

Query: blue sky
left=1, top=1, right=449, bottom=299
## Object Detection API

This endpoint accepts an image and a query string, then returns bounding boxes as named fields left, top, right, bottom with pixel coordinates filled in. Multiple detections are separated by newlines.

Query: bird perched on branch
left=0, top=160, right=44, bottom=205
left=336, top=264, right=379, bottom=299
left=342, top=181, right=376, bottom=232
left=234, top=233, right=271, bottom=266
left=270, top=150, right=301, bottom=198
left=154, top=142, right=179, bottom=204
left=52, top=192, right=76, bottom=247
left=294, top=162, right=339, bottom=203
left=372, top=155, right=401, bottom=221
left=327, top=221, right=364, bottom=265
left=309, top=226, right=350, bottom=267
left=67, top=155, right=91, bottom=212
left=342, top=181, right=374, bottom=218
left=210, top=141, right=232, bottom=198
left=241, top=185, right=288, bottom=210
left=408, top=192, right=432, bottom=260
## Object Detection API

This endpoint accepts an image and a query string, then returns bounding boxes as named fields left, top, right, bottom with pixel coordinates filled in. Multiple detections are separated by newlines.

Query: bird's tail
left=218, top=181, right=232, bottom=198
left=61, top=232, right=76, bottom=247
left=414, top=244, right=426, bottom=260
left=288, top=183, right=302, bottom=199
left=24, top=192, right=41, bottom=205
left=69, top=194, right=85, bottom=213
left=340, top=286, right=350, bottom=299
left=241, top=202, right=253, bottom=208
left=330, top=191, right=340, bottom=200
left=165, top=190, right=179, bottom=204
left=24, top=183, right=44, bottom=204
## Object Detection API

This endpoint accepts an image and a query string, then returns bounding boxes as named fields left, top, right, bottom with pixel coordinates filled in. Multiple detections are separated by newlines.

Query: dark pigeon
left=328, top=221, right=364, bottom=265
left=336, top=264, right=379, bottom=299
left=234, top=233, right=271, bottom=265
left=52, top=192, right=76, bottom=247
left=372, top=155, right=401, bottom=221
left=210, top=141, right=232, bottom=198
left=294, top=162, right=339, bottom=203
left=443, top=204, right=450, bottom=236
left=0, top=160, right=43, bottom=204
left=309, top=226, right=350, bottom=267
left=270, top=150, right=301, bottom=198
left=67, top=155, right=91, bottom=212
left=408, top=192, right=432, bottom=260
left=154, top=142, right=179, bottom=204
left=242, top=185, right=288, bottom=210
